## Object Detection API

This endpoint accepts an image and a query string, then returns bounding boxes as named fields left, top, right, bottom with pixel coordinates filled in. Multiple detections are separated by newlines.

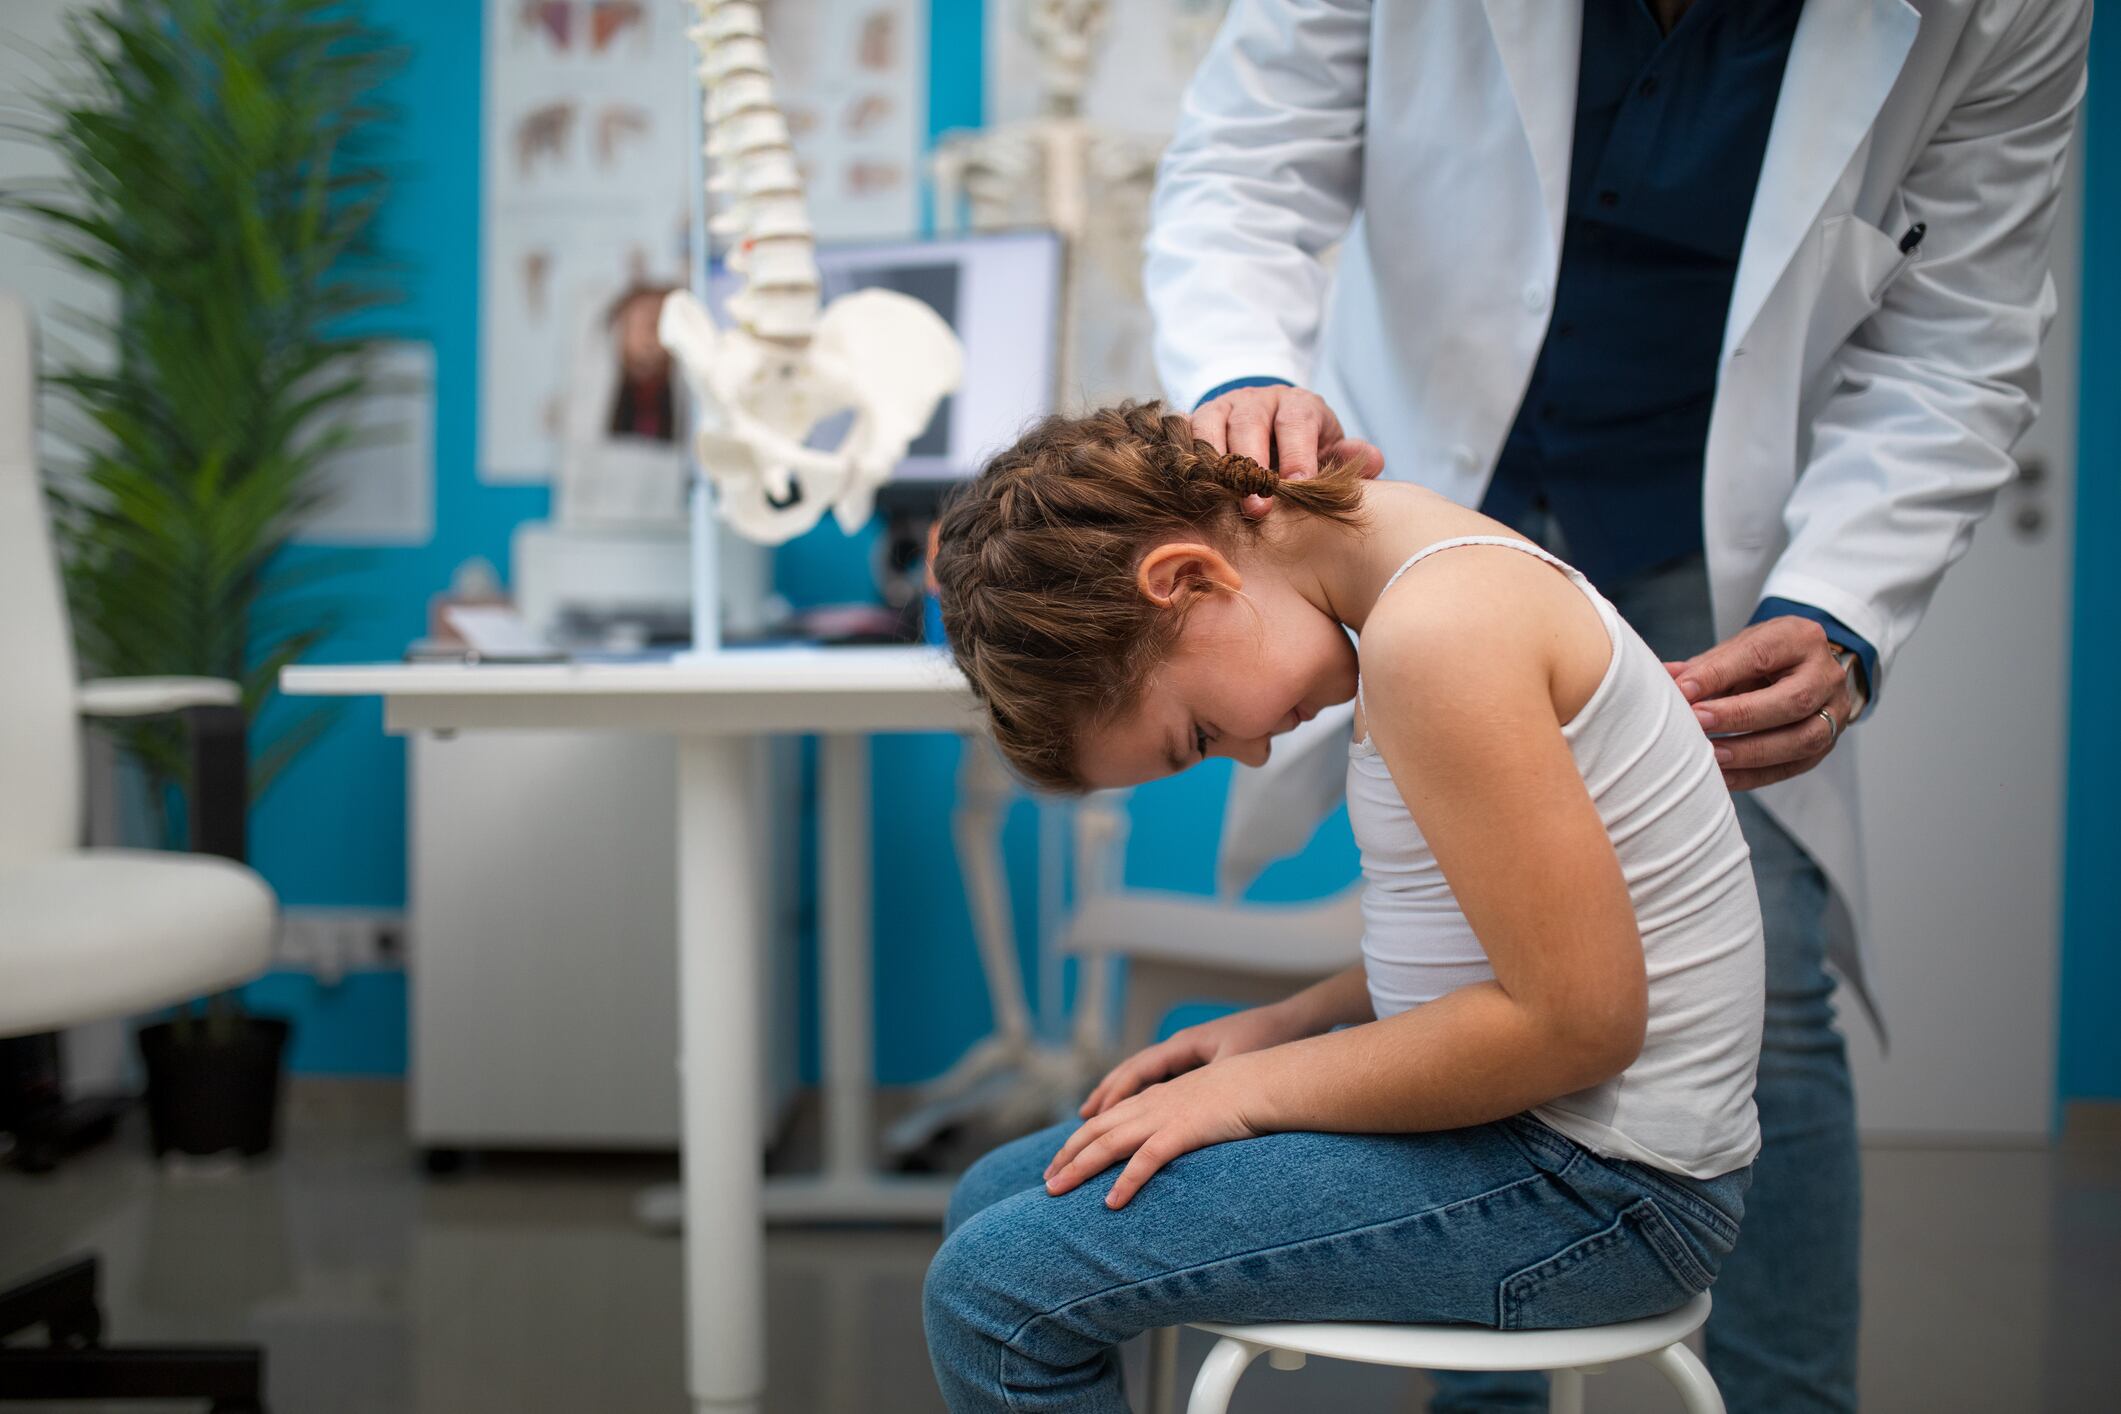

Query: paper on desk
left=442, top=605, right=553, bottom=658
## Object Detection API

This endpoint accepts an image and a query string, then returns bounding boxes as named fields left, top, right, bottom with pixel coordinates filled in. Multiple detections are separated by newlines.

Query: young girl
left=922, top=402, right=1763, bottom=1413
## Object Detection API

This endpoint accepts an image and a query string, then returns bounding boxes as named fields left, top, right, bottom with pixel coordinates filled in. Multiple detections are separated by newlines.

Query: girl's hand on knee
left=1045, top=1052, right=1274, bottom=1209
left=1078, top=1003, right=1310, bottom=1120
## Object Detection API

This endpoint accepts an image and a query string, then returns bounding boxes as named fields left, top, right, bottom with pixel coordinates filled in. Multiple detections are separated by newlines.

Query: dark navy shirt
left=1479, top=0, right=1800, bottom=586
left=1196, top=0, right=1879, bottom=694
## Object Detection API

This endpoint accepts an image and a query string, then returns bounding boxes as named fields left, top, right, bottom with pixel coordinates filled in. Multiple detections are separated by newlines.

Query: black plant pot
left=136, top=1016, right=291, bottom=1159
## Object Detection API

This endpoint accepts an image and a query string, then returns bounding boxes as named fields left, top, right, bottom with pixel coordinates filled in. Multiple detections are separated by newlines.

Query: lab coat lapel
left=1722, top=0, right=1921, bottom=361
left=1480, top=0, right=1583, bottom=260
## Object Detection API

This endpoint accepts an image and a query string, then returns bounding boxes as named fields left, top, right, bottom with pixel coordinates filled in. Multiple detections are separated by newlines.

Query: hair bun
left=1221, top=453, right=1280, bottom=499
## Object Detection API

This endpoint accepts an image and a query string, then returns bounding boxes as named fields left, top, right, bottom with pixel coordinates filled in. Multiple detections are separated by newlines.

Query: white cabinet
left=409, top=730, right=800, bottom=1152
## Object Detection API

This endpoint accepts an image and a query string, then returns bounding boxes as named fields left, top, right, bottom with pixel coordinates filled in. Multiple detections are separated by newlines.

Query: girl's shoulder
left=1357, top=537, right=1614, bottom=728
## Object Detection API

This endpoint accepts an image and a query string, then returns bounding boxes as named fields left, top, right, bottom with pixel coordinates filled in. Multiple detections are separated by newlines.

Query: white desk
left=283, top=646, right=982, bottom=1413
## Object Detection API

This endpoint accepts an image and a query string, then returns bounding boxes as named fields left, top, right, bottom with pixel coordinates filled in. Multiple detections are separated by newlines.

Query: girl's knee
left=942, top=1172, right=991, bottom=1238
left=925, top=1206, right=1019, bottom=1340
left=945, top=1152, right=1023, bottom=1236
left=925, top=1198, right=1145, bottom=1404
left=943, top=1122, right=1073, bottom=1236
left=925, top=1204, right=1129, bottom=1409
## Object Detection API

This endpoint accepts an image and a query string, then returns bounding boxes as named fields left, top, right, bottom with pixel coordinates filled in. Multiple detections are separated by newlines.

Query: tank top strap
left=1355, top=535, right=1602, bottom=727
left=1376, top=534, right=1585, bottom=599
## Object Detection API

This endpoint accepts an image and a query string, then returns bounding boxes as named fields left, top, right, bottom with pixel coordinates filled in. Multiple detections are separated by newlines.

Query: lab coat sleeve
left=1145, top=0, right=1374, bottom=411
left=1758, top=0, right=2090, bottom=690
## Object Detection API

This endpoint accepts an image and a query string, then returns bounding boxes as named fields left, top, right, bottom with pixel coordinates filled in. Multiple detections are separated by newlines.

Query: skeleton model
left=657, top=0, right=963, bottom=546
left=929, top=0, right=1167, bottom=401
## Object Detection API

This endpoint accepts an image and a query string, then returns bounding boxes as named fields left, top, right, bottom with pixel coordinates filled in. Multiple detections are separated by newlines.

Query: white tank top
left=1348, top=536, right=1764, bottom=1179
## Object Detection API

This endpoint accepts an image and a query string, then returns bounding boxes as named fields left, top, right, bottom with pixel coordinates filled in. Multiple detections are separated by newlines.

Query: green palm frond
left=9, top=0, right=405, bottom=833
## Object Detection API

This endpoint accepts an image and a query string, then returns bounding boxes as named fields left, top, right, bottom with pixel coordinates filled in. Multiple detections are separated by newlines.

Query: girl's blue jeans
left=923, top=1112, right=1749, bottom=1412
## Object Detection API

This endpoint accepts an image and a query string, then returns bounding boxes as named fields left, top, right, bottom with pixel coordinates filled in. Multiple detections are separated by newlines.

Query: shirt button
left=1523, top=282, right=1548, bottom=312
left=1450, top=444, right=1477, bottom=472
left=1597, top=190, right=1619, bottom=209
left=1639, top=76, right=1659, bottom=97
left=1556, top=320, right=1576, bottom=339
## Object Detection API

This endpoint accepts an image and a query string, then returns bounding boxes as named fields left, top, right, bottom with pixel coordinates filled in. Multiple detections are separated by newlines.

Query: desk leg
left=678, top=736, right=765, bottom=1412
left=820, top=733, right=872, bottom=1182
left=758, top=733, right=954, bottom=1223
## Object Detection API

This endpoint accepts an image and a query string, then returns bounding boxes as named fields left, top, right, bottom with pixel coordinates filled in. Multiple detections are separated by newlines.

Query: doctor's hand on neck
left=1191, top=384, right=1385, bottom=518
left=1667, top=616, right=1870, bottom=793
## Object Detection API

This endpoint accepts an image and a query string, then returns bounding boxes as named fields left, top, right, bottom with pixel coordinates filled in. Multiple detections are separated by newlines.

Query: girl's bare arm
left=1271, top=963, right=1375, bottom=1036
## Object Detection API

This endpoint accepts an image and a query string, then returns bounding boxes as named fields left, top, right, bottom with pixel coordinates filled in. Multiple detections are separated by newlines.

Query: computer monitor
left=703, top=228, right=1064, bottom=516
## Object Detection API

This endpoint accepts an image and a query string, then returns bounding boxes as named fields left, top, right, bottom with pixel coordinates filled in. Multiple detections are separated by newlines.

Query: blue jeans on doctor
left=1429, top=551, right=1862, bottom=1414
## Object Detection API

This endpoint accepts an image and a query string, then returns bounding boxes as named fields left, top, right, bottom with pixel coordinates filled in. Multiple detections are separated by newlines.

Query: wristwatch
left=1828, top=644, right=1868, bottom=724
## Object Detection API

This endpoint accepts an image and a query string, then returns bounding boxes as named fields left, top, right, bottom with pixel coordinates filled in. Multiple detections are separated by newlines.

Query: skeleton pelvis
left=659, top=286, right=965, bottom=545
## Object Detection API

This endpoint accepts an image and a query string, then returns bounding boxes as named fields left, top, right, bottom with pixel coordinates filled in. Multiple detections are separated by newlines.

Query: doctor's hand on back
left=1663, top=614, right=1868, bottom=792
left=1199, top=383, right=1861, bottom=794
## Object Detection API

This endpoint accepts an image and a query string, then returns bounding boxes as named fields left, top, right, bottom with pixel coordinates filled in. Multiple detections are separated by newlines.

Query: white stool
left=1146, top=1292, right=1722, bottom=1414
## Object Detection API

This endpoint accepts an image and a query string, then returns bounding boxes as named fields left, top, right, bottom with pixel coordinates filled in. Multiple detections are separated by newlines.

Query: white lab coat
left=1146, top=0, right=2089, bottom=1029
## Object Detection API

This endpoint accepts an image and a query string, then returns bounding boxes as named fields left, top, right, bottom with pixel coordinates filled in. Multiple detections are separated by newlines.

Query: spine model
left=693, top=0, right=818, bottom=344
left=660, top=0, right=963, bottom=545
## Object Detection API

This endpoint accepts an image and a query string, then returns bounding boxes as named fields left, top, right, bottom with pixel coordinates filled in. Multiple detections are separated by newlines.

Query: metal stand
left=880, top=740, right=1104, bottom=1163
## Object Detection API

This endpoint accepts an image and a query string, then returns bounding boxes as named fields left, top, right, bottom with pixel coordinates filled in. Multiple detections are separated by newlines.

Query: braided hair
left=932, top=400, right=1367, bottom=792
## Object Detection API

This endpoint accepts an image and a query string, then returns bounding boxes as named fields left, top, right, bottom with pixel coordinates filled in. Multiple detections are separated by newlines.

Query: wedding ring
left=1817, top=706, right=1839, bottom=745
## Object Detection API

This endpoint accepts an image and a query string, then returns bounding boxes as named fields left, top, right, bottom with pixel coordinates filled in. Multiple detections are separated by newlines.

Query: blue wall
left=2059, top=29, right=2119, bottom=1104
left=243, top=0, right=543, bottom=1073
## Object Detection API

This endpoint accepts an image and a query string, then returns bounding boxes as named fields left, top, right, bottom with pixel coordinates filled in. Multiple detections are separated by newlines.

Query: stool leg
left=1649, top=1341, right=1725, bottom=1414
left=1185, top=1337, right=1265, bottom=1414
left=1551, top=1366, right=1586, bottom=1414
left=1145, top=1327, right=1179, bottom=1414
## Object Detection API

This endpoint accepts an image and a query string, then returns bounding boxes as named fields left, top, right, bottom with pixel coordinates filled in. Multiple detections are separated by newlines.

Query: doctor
left=1146, top=1, right=2086, bottom=1411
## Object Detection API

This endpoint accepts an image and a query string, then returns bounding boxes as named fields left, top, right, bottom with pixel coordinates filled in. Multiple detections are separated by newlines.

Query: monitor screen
left=703, top=228, right=1063, bottom=487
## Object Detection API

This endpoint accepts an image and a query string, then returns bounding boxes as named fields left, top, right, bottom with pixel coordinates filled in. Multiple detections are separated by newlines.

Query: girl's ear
left=1137, top=541, right=1243, bottom=608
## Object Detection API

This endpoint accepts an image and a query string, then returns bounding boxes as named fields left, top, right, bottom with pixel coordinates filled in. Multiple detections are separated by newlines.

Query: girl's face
left=1071, top=540, right=1359, bottom=789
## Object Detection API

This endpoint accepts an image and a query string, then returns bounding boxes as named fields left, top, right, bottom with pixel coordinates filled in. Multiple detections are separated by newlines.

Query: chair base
left=0, top=1255, right=267, bottom=1411
left=0, top=1033, right=127, bottom=1175
left=1147, top=1295, right=1723, bottom=1414
left=0, top=1095, right=126, bottom=1175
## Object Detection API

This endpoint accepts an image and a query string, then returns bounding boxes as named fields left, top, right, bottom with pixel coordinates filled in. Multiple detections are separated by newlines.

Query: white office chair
left=1064, top=872, right=1364, bottom=1054
left=0, top=289, right=277, bottom=1408
left=887, top=760, right=1364, bottom=1164
left=1146, top=1292, right=1724, bottom=1414
left=1059, top=779, right=1364, bottom=1058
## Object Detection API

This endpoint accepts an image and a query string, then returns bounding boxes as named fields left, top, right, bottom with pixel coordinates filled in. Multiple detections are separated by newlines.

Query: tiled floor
left=2, top=1081, right=2116, bottom=1412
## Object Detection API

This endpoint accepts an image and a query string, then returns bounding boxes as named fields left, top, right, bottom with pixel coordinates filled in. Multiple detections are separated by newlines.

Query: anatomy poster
left=762, top=0, right=925, bottom=242
left=481, top=0, right=924, bottom=484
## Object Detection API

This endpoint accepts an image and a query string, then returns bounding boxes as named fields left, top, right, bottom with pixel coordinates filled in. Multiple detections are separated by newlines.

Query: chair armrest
left=1059, top=886, right=1365, bottom=974
left=77, top=678, right=249, bottom=863
left=77, top=676, right=242, bottom=718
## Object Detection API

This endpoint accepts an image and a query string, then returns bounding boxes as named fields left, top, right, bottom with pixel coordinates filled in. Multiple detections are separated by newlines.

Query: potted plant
left=9, top=0, right=403, bottom=1157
